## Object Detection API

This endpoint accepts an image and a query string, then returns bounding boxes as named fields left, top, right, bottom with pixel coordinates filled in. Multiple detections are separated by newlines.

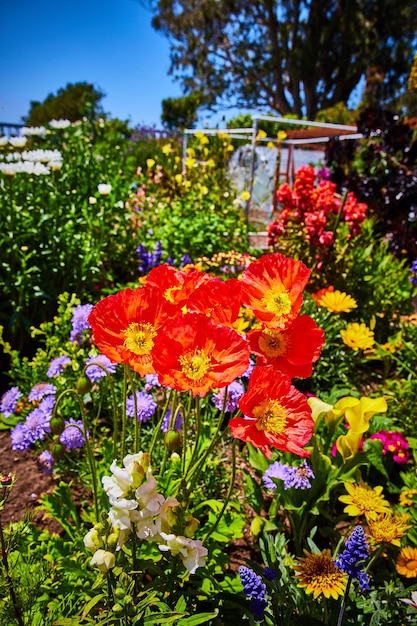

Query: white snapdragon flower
left=9, top=136, right=27, bottom=148
left=0, top=136, right=8, bottom=146
left=158, top=533, right=208, bottom=574
left=83, top=527, right=103, bottom=552
left=97, top=183, right=112, bottom=195
left=154, top=496, right=180, bottom=535
left=49, top=159, right=63, bottom=171
left=90, top=549, right=116, bottom=572
left=49, top=118, right=71, bottom=129
left=133, top=475, right=165, bottom=539
left=0, top=162, right=17, bottom=176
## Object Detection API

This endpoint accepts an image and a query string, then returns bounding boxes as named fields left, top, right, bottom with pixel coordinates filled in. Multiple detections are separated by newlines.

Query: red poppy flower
left=88, top=285, right=177, bottom=376
left=146, top=264, right=211, bottom=307
left=247, top=315, right=325, bottom=378
left=229, top=366, right=314, bottom=458
left=240, top=253, right=311, bottom=328
left=152, top=312, right=250, bottom=396
left=186, top=278, right=242, bottom=326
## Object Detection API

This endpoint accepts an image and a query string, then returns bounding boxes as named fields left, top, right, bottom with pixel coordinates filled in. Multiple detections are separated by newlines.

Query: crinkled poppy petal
left=152, top=312, right=250, bottom=396
left=88, top=285, right=177, bottom=376
left=186, top=278, right=242, bottom=326
left=247, top=315, right=324, bottom=378
left=146, top=264, right=211, bottom=306
left=240, top=253, right=311, bottom=328
left=230, top=366, right=313, bottom=457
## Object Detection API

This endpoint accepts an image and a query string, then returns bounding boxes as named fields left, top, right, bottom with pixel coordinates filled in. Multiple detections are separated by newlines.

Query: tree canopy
left=23, top=82, right=106, bottom=125
left=150, top=0, right=417, bottom=119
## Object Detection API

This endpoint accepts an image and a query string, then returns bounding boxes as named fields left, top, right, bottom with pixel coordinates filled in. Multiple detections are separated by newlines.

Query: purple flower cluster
left=161, top=408, right=183, bottom=433
left=126, top=391, right=157, bottom=423
left=85, top=354, right=117, bottom=382
left=27, top=382, right=56, bottom=402
left=70, top=303, right=93, bottom=344
left=137, top=241, right=163, bottom=275
left=10, top=396, right=55, bottom=450
left=238, top=566, right=268, bottom=619
left=263, top=460, right=315, bottom=491
left=59, top=419, right=86, bottom=449
left=410, top=259, right=417, bottom=285
left=144, top=374, right=161, bottom=390
left=369, top=430, right=410, bottom=464
left=38, top=450, right=55, bottom=475
left=211, top=381, right=245, bottom=412
left=335, top=525, right=370, bottom=590
left=0, top=386, right=22, bottom=417
left=47, top=355, right=71, bottom=378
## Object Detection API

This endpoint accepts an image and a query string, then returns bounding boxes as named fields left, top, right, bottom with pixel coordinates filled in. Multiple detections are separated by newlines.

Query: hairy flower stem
left=126, top=367, right=140, bottom=453
left=336, top=575, right=352, bottom=626
left=54, top=389, right=100, bottom=521
left=203, top=439, right=237, bottom=543
left=0, top=515, right=24, bottom=626
left=149, top=389, right=174, bottom=459
left=120, top=365, right=128, bottom=461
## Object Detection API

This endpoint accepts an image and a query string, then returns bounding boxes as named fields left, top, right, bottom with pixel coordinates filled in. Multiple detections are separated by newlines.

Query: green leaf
left=177, top=611, right=219, bottom=625
left=247, top=443, right=269, bottom=472
left=143, top=611, right=188, bottom=624
left=81, top=593, right=106, bottom=619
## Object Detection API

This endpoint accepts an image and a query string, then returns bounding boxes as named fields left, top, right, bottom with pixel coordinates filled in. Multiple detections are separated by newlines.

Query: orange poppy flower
left=186, top=278, right=242, bottom=326
left=88, top=285, right=177, bottom=376
left=146, top=264, right=211, bottom=307
left=247, top=315, right=324, bottom=378
left=239, top=253, right=311, bottom=329
left=229, top=366, right=314, bottom=458
left=152, top=312, right=250, bottom=396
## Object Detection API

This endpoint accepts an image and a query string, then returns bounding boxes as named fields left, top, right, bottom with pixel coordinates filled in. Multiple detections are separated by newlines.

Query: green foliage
left=161, top=92, right=202, bottom=130
left=23, top=82, right=106, bottom=125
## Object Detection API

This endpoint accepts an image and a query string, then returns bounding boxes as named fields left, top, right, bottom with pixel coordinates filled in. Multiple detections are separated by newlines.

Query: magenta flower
left=369, top=430, right=410, bottom=464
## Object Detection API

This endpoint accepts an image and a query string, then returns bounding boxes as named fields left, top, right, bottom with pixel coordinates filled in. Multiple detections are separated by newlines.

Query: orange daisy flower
left=152, top=312, right=250, bottom=397
left=229, top=366, right=314, bottom=458
left=396, top=547, right=417, bottom=578
left=239, top=253, right=311, bottom=329
left=88, top=285, right=177, bottom=376
left=247, top=314, right=324, bottom=378
left=146, top=264, right=211, bottom=307
left=186, top=278, right=242, bottom=326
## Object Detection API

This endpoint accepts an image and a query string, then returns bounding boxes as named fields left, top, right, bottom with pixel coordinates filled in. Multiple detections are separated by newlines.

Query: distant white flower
left=21, top=149, right=62, bottom=163
left=89, top=196, right=97, bottom=204
left=49, top=119, right=71, bottom=129
left=158, top=533, right=208, bottom=574
left=0, top=136, right=8, bottom=146
left=0, top=163, right=17, bottom=176
left=21, top=126, right=46, bottom=137
left=90, top=549, right=115, bottom=572
left=97, top=183, right=112, bottom=195
left=4, top=152, right=22, bottom=162
left=48, top=160, right=63, bottom=171
left=9, top=136, right=27, bottom=148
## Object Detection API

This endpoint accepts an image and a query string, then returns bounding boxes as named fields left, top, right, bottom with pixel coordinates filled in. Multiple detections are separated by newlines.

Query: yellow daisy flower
left=399, top=488, right=417, bottom=506
left=340, top=322, right=375, bottom=351
left=317, top=290, right=357, bottom=313
left=339, top=481, right=391, bottom=520
left=396, top=547, right=417, bottom=578
left=368, top=512, right=411, bottom=546
left=293, top=549, right=347, bottom=599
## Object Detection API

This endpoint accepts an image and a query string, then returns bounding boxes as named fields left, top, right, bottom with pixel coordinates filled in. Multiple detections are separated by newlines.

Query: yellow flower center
left=258, top=329, right=287, bottom=357
left=164, top=285, right=182, bottom=303
left=179, top=348, right=212, bottom=381
left=123, top=322, right=156, bottom=355
left=254, top=399, right=287, bottom=435
left=261, top=286, right=292, bottom=319
left=407, top=560, right=417, bottom=571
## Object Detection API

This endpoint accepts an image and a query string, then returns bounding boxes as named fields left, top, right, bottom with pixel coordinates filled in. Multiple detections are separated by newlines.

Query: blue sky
left=0, top=0, right=192, bottom=128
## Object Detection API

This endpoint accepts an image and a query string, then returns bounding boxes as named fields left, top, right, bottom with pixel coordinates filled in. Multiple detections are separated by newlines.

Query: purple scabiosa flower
left=180, top=254, right=193, bottom=268
left=28, top=382, right=56, bottom=402
left=284, top=460, right=315, bottom=490
left=241, top=359, right=255, bottom=379
left=335, top=525, right=370, bottom=590
left=410, top=259, right=417, bottom=285
left=262, top=461, right=289, bottom=490
left=0, top=386, right=22, bottom=417
left=70, top=303, right=93, bottom=344
left=60, top=419, right=86, bottom=449
left=47, top=355, right=71, bottom=378
left=144, top=374, right=161, bottom=391
left=126, top=391, right=157, bottom=423
left=24, top=407, right=50, bottom=443
left=10, top=423, right=32, bottom=451
left=238, top=566, right=268, bottom=619
left=85, top=354, right=117, bottom=382
left=38, top=450, right=54, bottom=475
left=212, top=380, right=245, bottom=412
left=161, top=408, right=183, bottom=433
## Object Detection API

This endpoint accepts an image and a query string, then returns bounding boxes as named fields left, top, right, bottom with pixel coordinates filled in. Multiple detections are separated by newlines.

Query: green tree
left=23, top=82, right=106, bottom=125
left=150, top=0, right=417, bottom=120
left=161, top=91, right=202, bottom=129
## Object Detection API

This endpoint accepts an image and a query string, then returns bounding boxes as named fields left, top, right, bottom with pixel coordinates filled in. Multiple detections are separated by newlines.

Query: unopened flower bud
left=164, top=430, right=182, bottom=452
left=51, top=442, right=66, bottom=460
left=50, top=416, right=65, bottom=436
left=76, top=375, right=92, bottom=395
